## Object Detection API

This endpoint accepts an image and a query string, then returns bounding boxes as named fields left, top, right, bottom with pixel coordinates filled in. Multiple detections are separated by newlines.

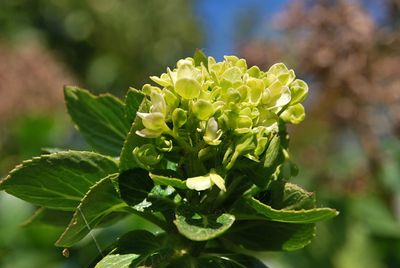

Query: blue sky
left=195, top=0, right=386, bottom=60
left=195, top=0, right=289, bottom=59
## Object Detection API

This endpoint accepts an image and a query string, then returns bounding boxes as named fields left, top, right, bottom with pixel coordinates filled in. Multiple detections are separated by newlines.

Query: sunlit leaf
left=193, top=49, right=208, bottom=68
left=125, top=87, right=145, bottom=124
left=98, top=231, right=172, bottom=268
left=65, top=86, right=130, bottom=156
left=95, top=254, right=139, bottom=268
left=174, top=208, right=235, bottom=241
left=55, top=174, right=128, bottom=247
left=119, top=99, right=150, bottom=171
left=0, top=151, right=118, bottom=210
left=118, top=168, right=154, bottom=207
left=223, top=220, right=315, bottom=251
left=149, top=172, right=187, bottom=189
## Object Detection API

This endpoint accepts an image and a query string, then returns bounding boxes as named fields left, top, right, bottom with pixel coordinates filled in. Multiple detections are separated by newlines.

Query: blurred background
left=0, top=0, right=399, bottom=267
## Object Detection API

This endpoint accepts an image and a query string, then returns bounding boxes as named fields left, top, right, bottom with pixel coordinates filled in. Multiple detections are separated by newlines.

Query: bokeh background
left=1, top=0, right=400, bottom=267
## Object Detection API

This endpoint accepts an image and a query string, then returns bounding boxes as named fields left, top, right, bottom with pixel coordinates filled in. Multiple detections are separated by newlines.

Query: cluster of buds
left=133, top=55, right=308, bottom=190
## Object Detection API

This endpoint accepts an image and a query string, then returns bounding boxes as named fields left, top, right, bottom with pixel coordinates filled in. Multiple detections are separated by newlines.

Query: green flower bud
left=142, top=84, right=161, bottom=96
left=235, top=59, right=248, bottom=73
left=163, top=89, right=179, bottom=112
left=137, top=112, right=168, bottom=131
left=280, top=103, right=306, bottom=124
left=204, top=117, right=223, bottom=145
left=177, top=58, right=195, bottom=68
left=155, top=136, right=173, bottom=152
left=235, top=115, right=253, bottom=134
left=222, top=66, right=242, bottom=84
left=136, top=112, right=170, bottom=138
left=221, top=111, right=238, bottom=130
left=262, top=81, right=291, bottom=109
left=136, top=128, right=164, bottom=138
left=167, top=67, right=177, bottom=85
left=175, top=78, right=201, bottom=99
left=198, top=147, right=209, bottom=160
left=267, top=63, right=295, bottom=86
left=247, top=78, right=265, bottom=105
left=226, top=88, right=242, bottom=103
left=133, top=144, right=163, bottom=167
left=225, top=134, right=255, bottom=170
left=172, top=108, right=187, bottom=129
left=255, top=136, right=269, bottom=157
left=224, top=55, right=240, bottom=65
left=257, top=110, right=279, bottom=132
left=192, top=99, right=214, bottom=121
left=289, top=79, right=309, bottom=105
left=150, top=73, right=172, bottom=87
left=247, top=66, right=261, bottom=78
left=240, top=107, right=253, bottom=118
left=150, top=92, right=167, bottom=116
left=235, top=134, right=256, bottom=154
left=237, top=85, right=249, bottom=101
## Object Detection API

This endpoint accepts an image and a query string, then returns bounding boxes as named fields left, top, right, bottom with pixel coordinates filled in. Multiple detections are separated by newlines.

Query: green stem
left=201, top=187, right=220, bottom=212
left=189, top=241, right=207, bottom=257
left=186, top=151, right=207, bottom=177
left=166, top=130, right=193, bottom=153
left=213, top=174, right=246, bottom=209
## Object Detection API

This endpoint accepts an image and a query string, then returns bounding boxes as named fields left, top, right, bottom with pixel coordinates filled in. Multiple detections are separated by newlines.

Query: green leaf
left=232, top=181, right=338, bottom=223
left=64, top=86, right=130, bottom=156
left=148, top=185, right=179, bottom=212
left=125, top=87, right=145, bottom=124
left=268, top=181, right=315, bottom=210
left=130, top=248, right=173, bottom=267
left=222, top=220, right=315, bottom=251
left=119, top=169, right=178, bottom=213
left=193, top=49, right=208, bottom=68
left=233, top=196, right=337, bottom=223
left=280, top=104, right=305, bottom=124
left=56, top=174, right=128, bottom=247
left=167, top=252, right=268, bottom=268
left=263, top=135, right=281, bottom=168
left=118, top=168, right=154, bottom=207
left=22, top=208, right=73, bottom=228
left=116, top=230, right=160, bottom=254
left=197, top=253, right=268, bottom=268
left=235, top=157, right=273, bottom=188
left=226, top=181, right=336, bottom=250
left=174, top=208, right=235, bottom=241
left=149, top=170, right=186, bottom=190
left=149, top=173, right=187, bottom=190
left=0, top=151, right=118, bottom=210
left=100, top=231, right=172, bottom=268
left=119, top=99, right=150, bottom=171
left=95, top=254, right=140, bottom=268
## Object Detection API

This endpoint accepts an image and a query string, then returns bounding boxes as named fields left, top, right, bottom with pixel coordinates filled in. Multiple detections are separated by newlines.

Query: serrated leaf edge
left=0, top=150, right=118, bottom=190
left=55, top=173, right=126, bottom=247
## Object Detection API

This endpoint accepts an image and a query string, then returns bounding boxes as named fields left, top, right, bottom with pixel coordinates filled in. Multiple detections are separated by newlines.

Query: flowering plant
left=1, top=51, right=337, bottom=267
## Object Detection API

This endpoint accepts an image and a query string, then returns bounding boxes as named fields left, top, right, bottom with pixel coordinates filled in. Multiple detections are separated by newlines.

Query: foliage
left=0, top=52, right=337, bottom=267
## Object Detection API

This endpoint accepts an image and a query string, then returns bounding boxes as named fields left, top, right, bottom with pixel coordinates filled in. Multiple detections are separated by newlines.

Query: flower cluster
left=133, top=55, right=308, bottom=188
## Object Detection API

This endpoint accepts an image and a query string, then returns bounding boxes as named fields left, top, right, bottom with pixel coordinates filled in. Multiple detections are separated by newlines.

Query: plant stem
left=213, top=174, right=246, bottom=209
